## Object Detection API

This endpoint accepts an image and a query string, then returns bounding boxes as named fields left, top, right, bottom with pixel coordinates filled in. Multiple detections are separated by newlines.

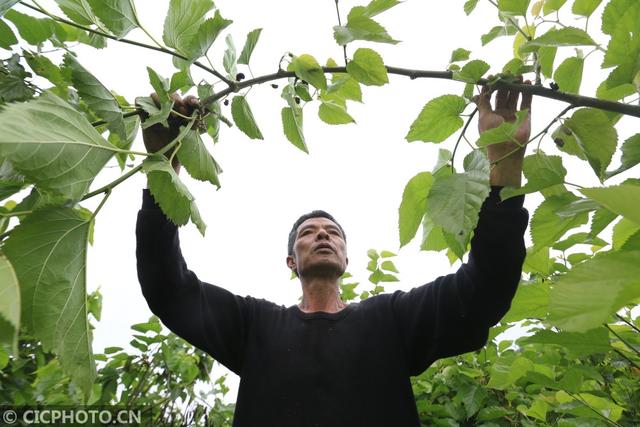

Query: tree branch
left=200, top=66, right=640, bottom=118
left=19, top=1, right=233, bottom=86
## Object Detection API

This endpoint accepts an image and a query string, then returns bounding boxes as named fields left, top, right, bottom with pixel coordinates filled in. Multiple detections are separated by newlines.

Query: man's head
left=286, top=211, right=348, bottom=279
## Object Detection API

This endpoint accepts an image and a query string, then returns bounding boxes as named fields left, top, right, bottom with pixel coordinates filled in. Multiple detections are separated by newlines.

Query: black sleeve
left=136, top=189, right=250, bottom=374
left=391, top=187, right=529, bottom=375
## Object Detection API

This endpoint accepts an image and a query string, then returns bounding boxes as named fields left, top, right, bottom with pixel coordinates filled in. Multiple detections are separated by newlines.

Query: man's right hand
left=141, top=93, right=200, bottom=174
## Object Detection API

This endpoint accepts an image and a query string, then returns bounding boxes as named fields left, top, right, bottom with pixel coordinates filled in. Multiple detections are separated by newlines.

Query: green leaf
left=24, top=52, right=70, bottom=89
left=612, top=218, right=639, bottom=250
left=4, top=10, right=53, bottom=45
left=360, top=0, right=401, bottom=17
left=398, top=172, right=434, bottom=247
left=521, top=27, right=597, bottom=53
left=186, top=11, right=233, bottom=62
left=223, top=35, right=237, bottom=77
left=86, top=0, right=138, bottom=38
left=135, top=95, right=172, bottom=129
left=530, top=193, right=589, bottom=251
left=453, top=59, right=490, bottom=83
left=450, top=48, right=471, bottom=63
left=131, top=319, right=162, bottom=334
left=346, top=48, right=388, bottom=86
left=0, top=253, right=19, bottom=355
left=281, top=107, right=307, bottom=153
left=176, top=129, right=222, bottom=188
left=0, top=0, right=19, bottom=16
left=0, top=92, right=116, bottom=201
left=554, top=56, right=584, bottom=94
left=3, top=207, right=96, bottom=395
left=325, top=58, right=362, bottom=102
left=488, top=356, right=533, bottom=389
left=0, top=18, right=17, bottom=49
left=591, top=206, right=617, bottom=237
left=553, top=232, right=607, bottom=251
left=602, top=28, right=640, bottom=69
left=63, top=53, right=125, bottom=140
left=231, top=96, right=263, bottom=140
left=238, top=28, right=262, bottom=65
left=501, top=152, right=566, bottom=199
left=464, top=0, right=480, bottom=15
left=572, top=0, right=603, bottom=17
left=477, top=110, right=528, bottom=147
left=333, top=8, right=399, bottom=45
left=481, top=25, right=518, bottom=46
left=406, top=95, right=466, bottom=143
left=606, top=134, right=640, bottom=178
left=290, top=54, right=327, bottom=90
left=318, top=101, right=355, bottom=125
left=503, top=279, right=549, bottom=322
left=543, top=0, right=568, bottom=15
left=420, top=215, right=448, bottom=252
left=108, top=115, right=139, bottom=170
left=162, top=0, right=213, bottom=54
left=538, top=46, right=557, bottom=78
left=54, top=0, right=97, bottom=26
left=426, top=151, right=490, bottom=257
left=564, top=108, right=617, bottom=180
left=142, top=155, right=205, bottom=235
left=549, top=251, right=640, bottom=331
left=169, top=70, right=194, bottom=93
left=581, top=185, right=640, bottom=225
left=498, top=0, right=531, bottom=16
left=601, top=0, right=640, bottom=35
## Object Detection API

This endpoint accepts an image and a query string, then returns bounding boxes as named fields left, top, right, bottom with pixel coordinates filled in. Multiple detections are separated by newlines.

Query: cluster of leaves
left=0, top=293, right=234, bottom=426
left=0, top=0, right=639, bottom=422
left=340, top=259, right=640, bottom=426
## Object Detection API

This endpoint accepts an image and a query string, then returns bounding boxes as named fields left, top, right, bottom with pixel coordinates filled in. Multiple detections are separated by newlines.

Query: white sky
left=12, top=0, right=636, bottom=402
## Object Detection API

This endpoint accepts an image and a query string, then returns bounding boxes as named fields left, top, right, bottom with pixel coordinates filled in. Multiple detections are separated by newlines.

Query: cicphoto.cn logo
left=1, top=407, right=144, bottom=425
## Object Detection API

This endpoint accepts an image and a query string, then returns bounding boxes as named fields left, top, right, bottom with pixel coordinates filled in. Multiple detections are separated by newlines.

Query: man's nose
left=315, top=228, right=330, bottom=240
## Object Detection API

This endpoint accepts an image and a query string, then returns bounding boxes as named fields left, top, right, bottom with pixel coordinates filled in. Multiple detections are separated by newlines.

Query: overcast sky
left=15, top=0, right=634, bottom=400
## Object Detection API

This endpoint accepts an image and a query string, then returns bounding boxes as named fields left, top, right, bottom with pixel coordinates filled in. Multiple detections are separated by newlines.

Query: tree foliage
left=0, top=0, right=639, bottom=424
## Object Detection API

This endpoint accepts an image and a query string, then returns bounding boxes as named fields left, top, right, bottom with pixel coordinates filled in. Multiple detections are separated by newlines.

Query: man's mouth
left=314, top=244, right=334, bottom=253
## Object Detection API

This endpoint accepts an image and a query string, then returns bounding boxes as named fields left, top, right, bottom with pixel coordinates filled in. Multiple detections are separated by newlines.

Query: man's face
left=287, top=217, right=348, bottom=278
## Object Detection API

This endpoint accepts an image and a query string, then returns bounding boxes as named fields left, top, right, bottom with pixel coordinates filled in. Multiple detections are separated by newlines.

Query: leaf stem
left=605, top=323, right=640, bottom=357
left=451, top=107, right=478, bottom=169
left=565, top=390, right=624, bottom=427
left=616, top=314, right=640, bottom=334
left=492, top=104, right=575, bottom=166
left=91, top=188, right=111, bottom=219
left=20, top=1, right=233, bottom=86
left=81, top=118, right=196, bottom=200
left=0, top=210, right=32, bottom=217
left=563, top=181, right=584, bottom=189
left=334, top=0, right=348, bottom=67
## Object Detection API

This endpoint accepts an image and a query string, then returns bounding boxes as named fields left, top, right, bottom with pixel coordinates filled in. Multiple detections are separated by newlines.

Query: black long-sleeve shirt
left=136, top=187, right=528, bottom=426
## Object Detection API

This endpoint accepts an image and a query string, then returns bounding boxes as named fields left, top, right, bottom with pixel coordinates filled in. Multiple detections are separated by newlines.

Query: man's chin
left=299, top=262, right=345, bottom=279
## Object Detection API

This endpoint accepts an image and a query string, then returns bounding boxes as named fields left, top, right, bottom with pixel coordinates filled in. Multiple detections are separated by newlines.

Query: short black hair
left=288, top=210, right=346, bottom=256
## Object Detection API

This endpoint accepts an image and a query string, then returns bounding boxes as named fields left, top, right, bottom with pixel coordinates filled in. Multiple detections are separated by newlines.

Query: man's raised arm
left=391, top=79, right=532, bottom=375
left=135, top=94, right=251, bottom=374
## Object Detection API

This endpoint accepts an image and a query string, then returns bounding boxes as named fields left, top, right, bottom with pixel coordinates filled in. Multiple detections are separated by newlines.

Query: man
left=137, top=80, right=532, bottom=426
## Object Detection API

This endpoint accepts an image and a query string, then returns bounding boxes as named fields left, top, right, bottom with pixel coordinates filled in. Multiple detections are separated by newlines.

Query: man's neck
left=298, top=277, right=346, bottom=313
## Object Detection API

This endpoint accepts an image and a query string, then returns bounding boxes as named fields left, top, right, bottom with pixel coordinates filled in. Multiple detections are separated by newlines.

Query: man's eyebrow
left=297, top=222, right=343, bottom=235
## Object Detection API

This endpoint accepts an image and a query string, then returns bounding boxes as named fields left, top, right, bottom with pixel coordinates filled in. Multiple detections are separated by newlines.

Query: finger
left=150, top=92, right=161, bottom=108
left=475, top=84, right=492, bottom=113
left=506, top=76, right=521, bottom=110
left=520, top=80, right=533, bottom=112
left=496, top=85, right=509, bottom=110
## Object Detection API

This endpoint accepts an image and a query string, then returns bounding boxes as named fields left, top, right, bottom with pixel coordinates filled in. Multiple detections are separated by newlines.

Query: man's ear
left=286, top=255, right=296, bottom=272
